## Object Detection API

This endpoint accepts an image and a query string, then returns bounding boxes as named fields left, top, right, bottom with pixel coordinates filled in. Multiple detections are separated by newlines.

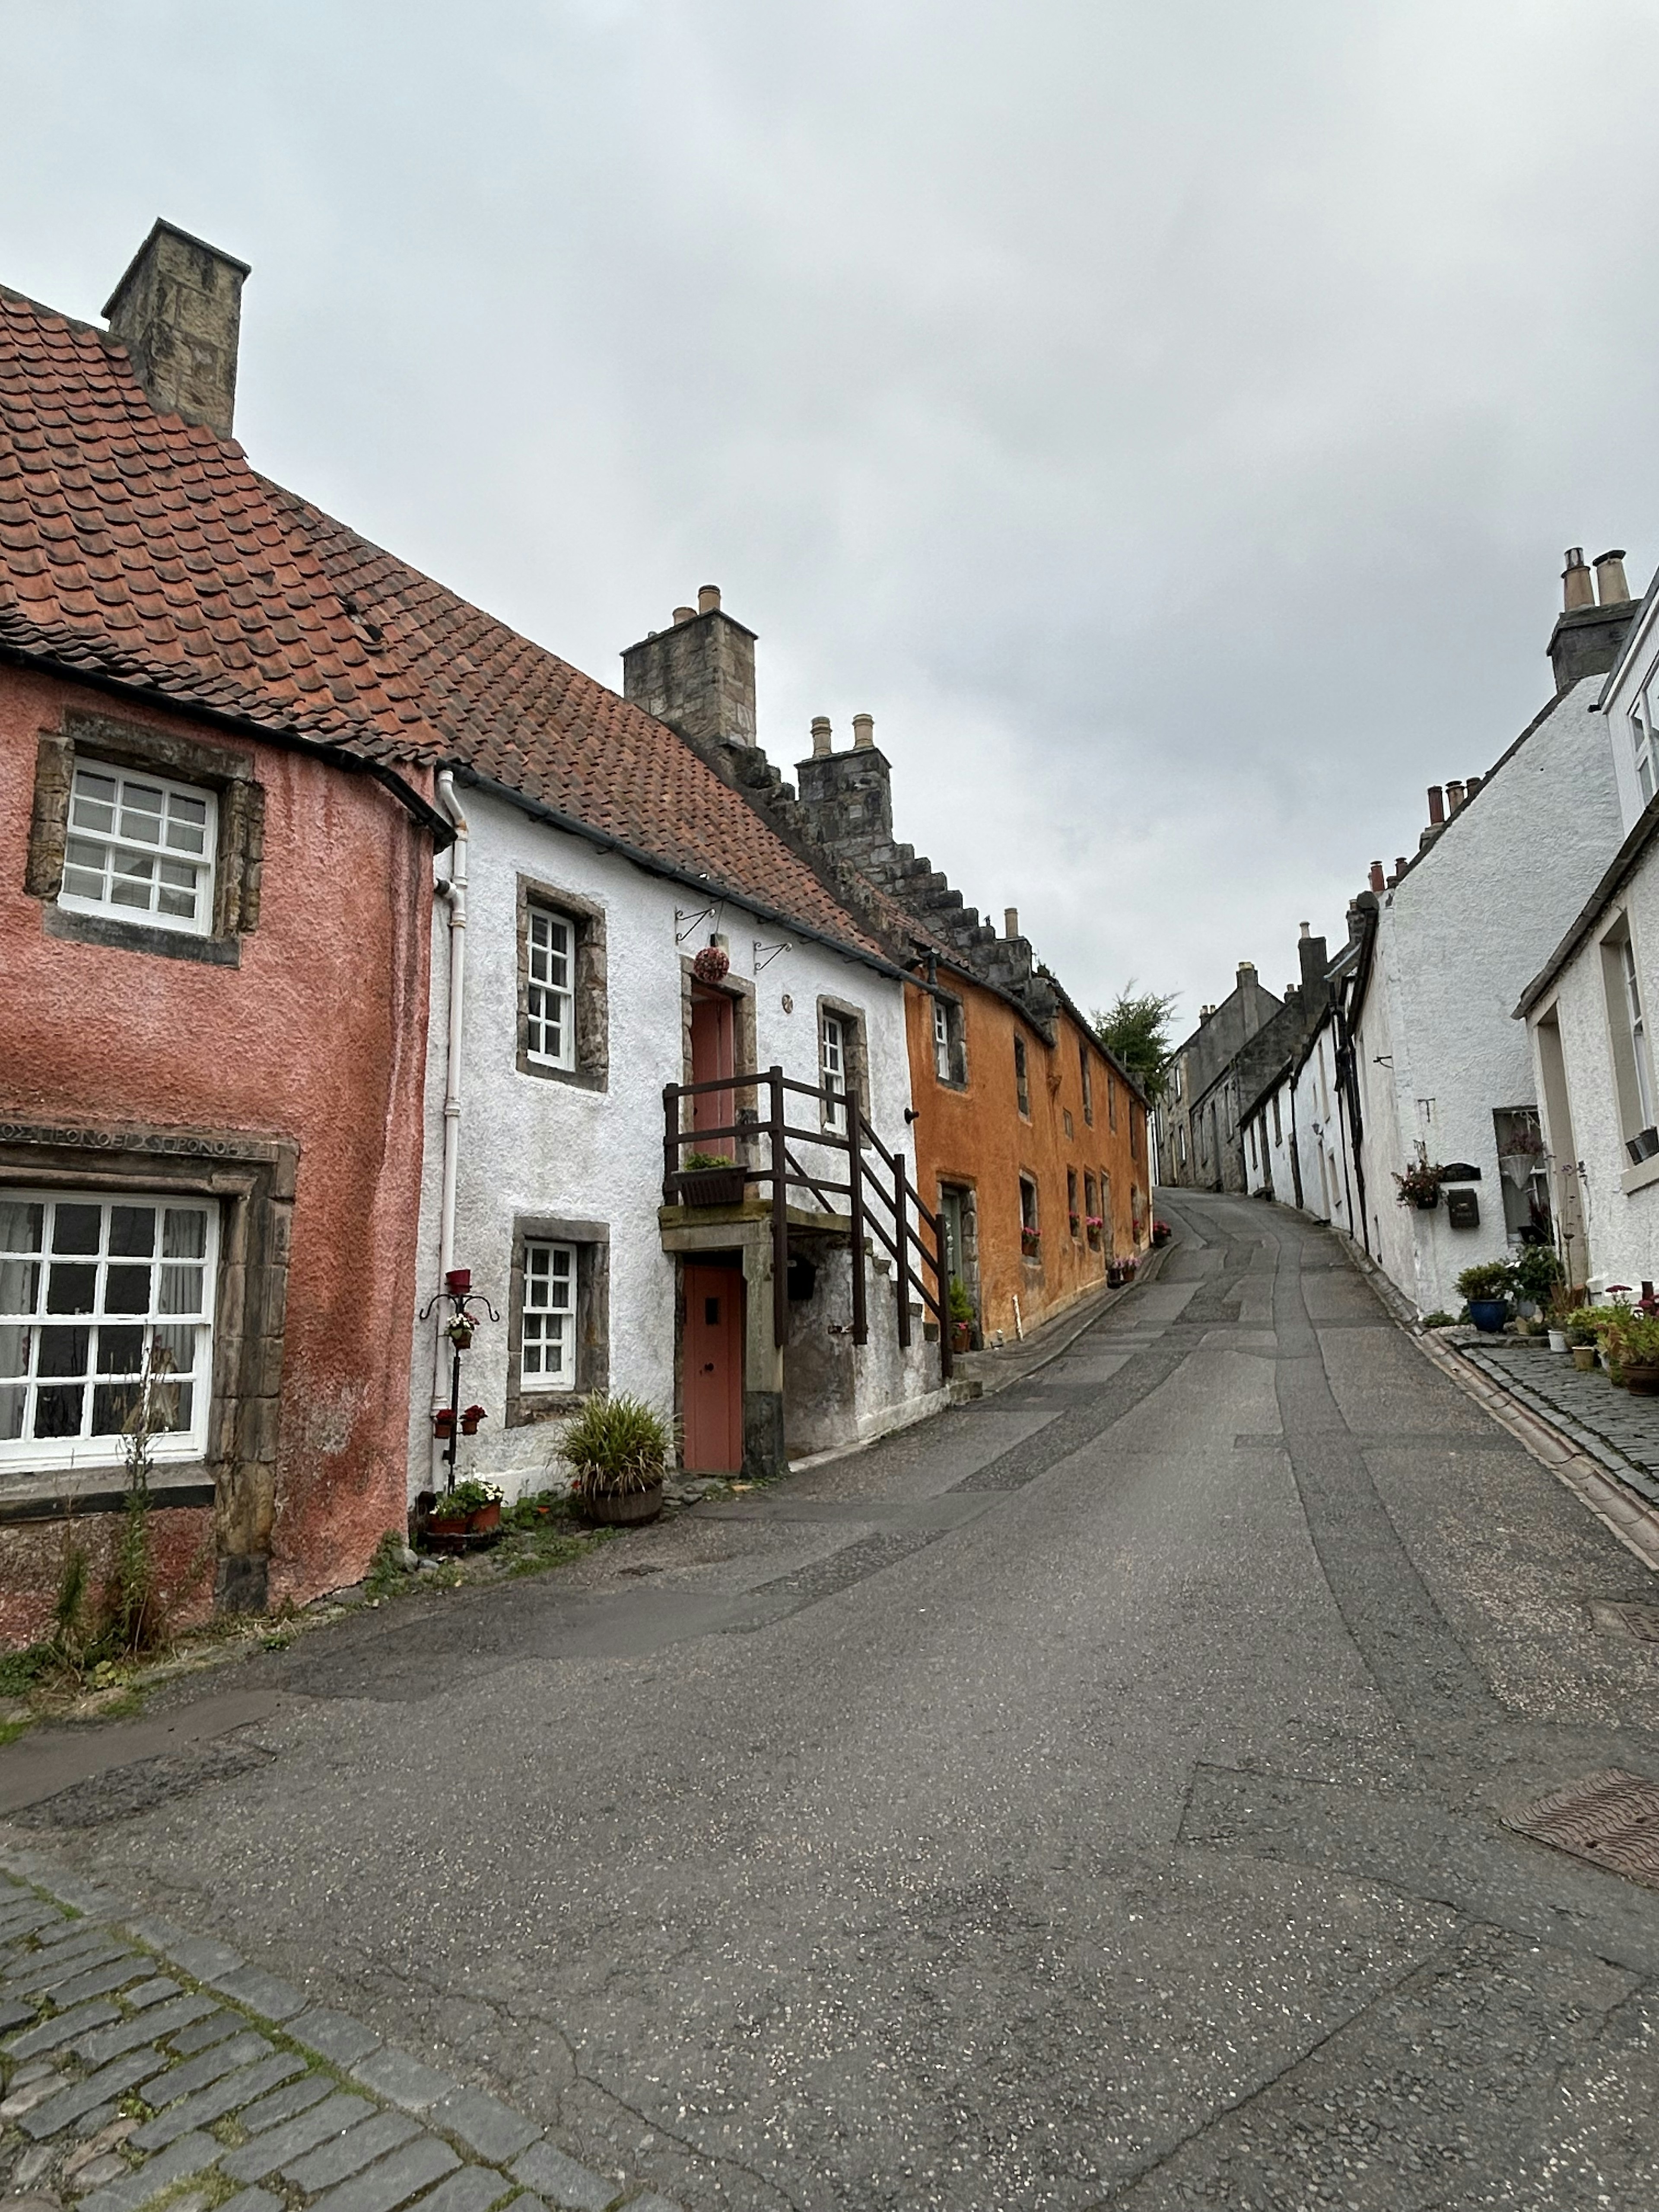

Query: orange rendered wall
left=905, top=974, right=1149, bottom=1346
left=1, top=669, right=433, bottom=1634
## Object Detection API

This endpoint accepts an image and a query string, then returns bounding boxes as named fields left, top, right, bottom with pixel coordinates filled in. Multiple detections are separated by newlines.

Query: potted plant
left=561, top=1392, right=672, bottom=1526
left=1567, top=1305, right=1615, bottom=1370
left=1151, top=1219, right=1171, bottom=1247
left=675, top=1150, right=748, bottom=1206
left=1456, top=1260, right=1514, bottom=1333
left=1085, top=1214, right=1104, bottom=1249
left=947, top=1278, right=976, bottom=1354
left=1395, top=1160, right=1444, bottom=1211
left=1020, top=1226, right=1042, bottom=1259
left=1599, top=1310, right=1659, bottom=1394
left=425, top=1476, right=504, bottom=1552
left=1513, top=1243, right=1565, bottom=1326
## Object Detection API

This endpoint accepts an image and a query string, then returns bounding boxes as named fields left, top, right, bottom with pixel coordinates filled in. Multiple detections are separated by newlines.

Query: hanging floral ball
left=693, top=943, right=730, bottom=984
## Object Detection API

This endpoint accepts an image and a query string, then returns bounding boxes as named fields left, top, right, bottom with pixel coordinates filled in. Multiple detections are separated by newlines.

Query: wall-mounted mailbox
left=1446, top=1188, right=1481, bottom=1229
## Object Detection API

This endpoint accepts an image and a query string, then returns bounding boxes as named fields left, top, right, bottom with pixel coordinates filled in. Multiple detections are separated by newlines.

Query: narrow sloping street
left=4, top=1196, right=1657, bottom=2210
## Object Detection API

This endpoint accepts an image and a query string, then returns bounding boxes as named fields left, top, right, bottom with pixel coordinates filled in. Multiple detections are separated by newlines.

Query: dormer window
left=59, top=764, right=216, bottom=936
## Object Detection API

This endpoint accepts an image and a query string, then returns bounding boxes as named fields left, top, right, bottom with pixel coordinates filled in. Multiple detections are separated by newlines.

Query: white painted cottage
left=272, top=518, right=946, bottom=1499
left=1519, top=554, right=1659, bottom=1295
left=1327, top=552, right=1636, bottom=1315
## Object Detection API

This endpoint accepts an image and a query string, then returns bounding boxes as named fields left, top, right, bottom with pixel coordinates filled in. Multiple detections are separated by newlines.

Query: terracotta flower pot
left=1623, top=1362, right=1659, bottom=1396
left=950, top=1321, right=973, bottom=1353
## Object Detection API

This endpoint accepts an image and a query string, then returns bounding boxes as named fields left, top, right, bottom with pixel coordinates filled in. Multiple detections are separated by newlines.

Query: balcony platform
left=658, top=1197, right=853, bottom=1251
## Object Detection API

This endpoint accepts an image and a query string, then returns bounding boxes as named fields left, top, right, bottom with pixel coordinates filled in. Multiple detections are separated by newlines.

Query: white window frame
left=1625, top=938, right=1656, bottom=1130
left=933, top=997, right=952, bottom=1082
left=821, top=1011, right=849, bottom=1135
left=1632, top=680, right=1659, bottom=807
left=526, top=908, right=576, bottom=1070
left=0, top=1190, right=216, bottom=1470
left=520, top=1239, right=576, bottom=1386
left=58, top=761, right=217, bottom=938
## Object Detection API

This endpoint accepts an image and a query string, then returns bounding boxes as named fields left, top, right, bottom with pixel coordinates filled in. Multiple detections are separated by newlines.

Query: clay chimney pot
left=697, top=584, right=721, bottom=615
left=1594, top=549, right=1630, bottom=607
left=1004, top=908, right=1020, bottom=941
left=1563, top=548, right=1594, bottom=613
left=1427, top=785, right=1445, bottom=826
left=852, top=712, right=875, bottom=751
left=1369, top=861, right=1386, bottom=894
left=672, top=605, right=696, bottom=626
left=1446, top=780, right=1466, bottom=811
left=810, top=715, right=833, bottom=757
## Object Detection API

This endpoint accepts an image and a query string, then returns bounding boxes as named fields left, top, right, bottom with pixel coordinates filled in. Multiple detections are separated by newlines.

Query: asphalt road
left=5, top=1194, right=1659, bottom=2210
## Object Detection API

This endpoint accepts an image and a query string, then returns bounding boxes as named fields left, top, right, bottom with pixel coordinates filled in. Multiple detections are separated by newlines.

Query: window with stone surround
left=816, top=996, right=871, bottom=1138
left=516, top=879, right=608, bottom=1089
left=1014, top=1034, right=1030, bottom=1117
left=505, top=1215, right=609, bottom=1420
left=60, top=765, right=216, bottom=937
left=1080, top=1043, right=1094, bottom=1126
left=0, top=1192, right=215, bottom=1468
left=932, top=993, right=967, bottom=1087
left=520, top=1240, right=577, bottom=1386
left=25, top=712, right=264, bottom=967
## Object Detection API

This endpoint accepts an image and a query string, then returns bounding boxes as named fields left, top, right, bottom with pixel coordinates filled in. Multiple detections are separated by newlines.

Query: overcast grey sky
left=7, top=0, right=1658, bottom=1027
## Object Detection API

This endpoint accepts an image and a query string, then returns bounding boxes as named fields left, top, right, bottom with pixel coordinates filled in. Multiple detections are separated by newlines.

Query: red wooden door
left=690, top=990, right=735, bottom=1144
left=682, top=1263, right=743, bottom=1474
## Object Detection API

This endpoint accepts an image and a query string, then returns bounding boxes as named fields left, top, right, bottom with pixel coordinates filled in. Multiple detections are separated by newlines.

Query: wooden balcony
left=661, top=1065, right=951, bottom=1375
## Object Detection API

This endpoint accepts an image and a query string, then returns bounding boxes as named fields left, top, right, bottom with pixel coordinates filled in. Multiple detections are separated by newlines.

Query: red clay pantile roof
left=0, top=281, right=889, bottom=960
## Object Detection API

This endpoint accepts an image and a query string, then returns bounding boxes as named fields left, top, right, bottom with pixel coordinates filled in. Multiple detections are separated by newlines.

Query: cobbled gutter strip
left=0, top=1859, right=676, bottom=2212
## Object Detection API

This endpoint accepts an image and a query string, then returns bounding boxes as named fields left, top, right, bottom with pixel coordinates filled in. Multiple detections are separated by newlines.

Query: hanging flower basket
left=692, top=943, right=730, bottom=985
left=1395, top=1160, right=1443, bottom=1210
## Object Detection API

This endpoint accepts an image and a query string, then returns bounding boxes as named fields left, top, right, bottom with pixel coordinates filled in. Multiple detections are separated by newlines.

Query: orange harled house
left=788, top=715, right=1151, bottom=1348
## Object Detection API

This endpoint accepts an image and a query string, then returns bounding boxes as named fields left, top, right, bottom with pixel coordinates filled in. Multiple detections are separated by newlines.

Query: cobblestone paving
left=1458, top=1334, right=1659, bottom=1509
left=0, top=1868, right=678, bottom=2212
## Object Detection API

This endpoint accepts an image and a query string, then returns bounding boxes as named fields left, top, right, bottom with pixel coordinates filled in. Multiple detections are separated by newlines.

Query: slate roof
left=0, top=281, right=889, bottom=962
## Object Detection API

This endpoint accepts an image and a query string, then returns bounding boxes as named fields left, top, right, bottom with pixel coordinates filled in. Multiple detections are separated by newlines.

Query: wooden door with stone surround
left=682, top=1261, right=744, bottom=1475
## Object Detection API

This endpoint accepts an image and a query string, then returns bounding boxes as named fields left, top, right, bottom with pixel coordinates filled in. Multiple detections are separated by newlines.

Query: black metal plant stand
left=418, top=1268, right=499, bottom=1491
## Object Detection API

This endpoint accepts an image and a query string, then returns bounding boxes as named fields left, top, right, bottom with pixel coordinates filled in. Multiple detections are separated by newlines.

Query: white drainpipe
left=433, top=770, right=468, bottom=1408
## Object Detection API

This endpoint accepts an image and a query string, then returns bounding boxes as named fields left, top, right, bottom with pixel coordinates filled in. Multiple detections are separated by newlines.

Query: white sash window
left=527, top=910, right=576, bottom=1068
left=521, top=1241, right=576, bottom=1384
left=59, top=765, right=216, bottom=936
left=0, top=1193, right=215, bottom=1467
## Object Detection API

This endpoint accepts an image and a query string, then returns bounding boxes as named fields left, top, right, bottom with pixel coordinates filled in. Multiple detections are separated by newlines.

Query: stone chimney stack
left=795, top=711, right=893, bottom=852
left=104, top=219, right=249, bottom=440
left=622, top=587, right=758, bottom=756
left=1005, top=909, right=1020, bottom=941
left=1297, top=929, right=1328, bottom=1001
left=1549, top=542, right=1640, bottom=693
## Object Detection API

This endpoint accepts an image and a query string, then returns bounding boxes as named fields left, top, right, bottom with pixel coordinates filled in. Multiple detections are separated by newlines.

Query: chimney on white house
left=1427, top=785, right=1445, bottom=826
left=104, top=219, right=249, bottom=440
left=1562, top=548, right=1594, bottom=611
left=622, top=586, right=758, bottom=753
left=1594, top=549, right=1631, bottom=606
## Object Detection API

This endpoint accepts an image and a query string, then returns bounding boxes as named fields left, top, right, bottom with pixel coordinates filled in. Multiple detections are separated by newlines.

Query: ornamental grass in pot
left=561, top=1392, right=672, bottom=1525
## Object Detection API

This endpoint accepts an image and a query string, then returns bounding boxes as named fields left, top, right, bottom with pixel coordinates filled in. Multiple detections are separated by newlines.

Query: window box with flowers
left=1084, top=1214, right=1104, bottom=1249
left=1020, top=1227, right=1042, bottom=1260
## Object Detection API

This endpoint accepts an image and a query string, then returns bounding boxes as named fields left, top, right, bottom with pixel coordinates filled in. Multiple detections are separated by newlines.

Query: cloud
left=6, top=0, right=1659, bottom=1025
